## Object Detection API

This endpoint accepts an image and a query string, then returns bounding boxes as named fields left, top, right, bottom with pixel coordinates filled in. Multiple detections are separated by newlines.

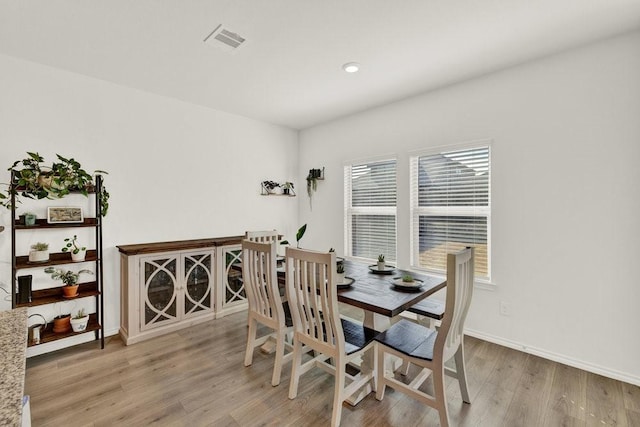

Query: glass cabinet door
left=221, top=246, right=245, bottom=309
left=142, top=256, right=178, bottom=330
left=183, top=252, right=213, bottom=318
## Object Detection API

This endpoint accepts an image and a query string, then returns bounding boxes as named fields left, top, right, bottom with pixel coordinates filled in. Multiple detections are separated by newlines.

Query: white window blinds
left=410, top=145, right=490, bottom=280
left=344, top=159, right=397, bottom=262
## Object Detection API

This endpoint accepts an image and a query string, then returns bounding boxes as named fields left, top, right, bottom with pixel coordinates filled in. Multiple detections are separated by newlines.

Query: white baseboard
left=465, top=328, right=640, bottom=387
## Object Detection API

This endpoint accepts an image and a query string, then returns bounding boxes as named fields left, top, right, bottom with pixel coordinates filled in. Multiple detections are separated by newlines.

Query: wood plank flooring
left=25, top=310, right=640, bottom=426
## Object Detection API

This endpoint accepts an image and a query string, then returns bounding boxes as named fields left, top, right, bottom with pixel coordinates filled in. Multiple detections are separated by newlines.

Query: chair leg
left=288, top=339, right=303, bottom=399
left=271, top=330, right=286, bottom=386
left=400, top=359, right=411, bottom=376
left=454, top=344, right=471, bottom=404
left=433, top=364, right=450, bottom=427
left=244, top=318, right=257, bottom=367
left=332, top=363, right=346, bottom=427
left=375, top=347, right=386, bottom=401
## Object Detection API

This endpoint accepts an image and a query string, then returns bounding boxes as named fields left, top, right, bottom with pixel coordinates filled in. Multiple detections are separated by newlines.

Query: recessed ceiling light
left=342, top=62, right=360, bottom=73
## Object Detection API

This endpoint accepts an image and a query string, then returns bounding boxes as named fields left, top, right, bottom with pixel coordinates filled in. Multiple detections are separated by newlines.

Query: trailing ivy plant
left=0, top=152, right=110, bottom=216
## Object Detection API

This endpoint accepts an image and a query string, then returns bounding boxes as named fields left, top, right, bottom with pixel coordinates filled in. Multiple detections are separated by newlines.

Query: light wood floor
left=25, top=309, right=640, bottom=426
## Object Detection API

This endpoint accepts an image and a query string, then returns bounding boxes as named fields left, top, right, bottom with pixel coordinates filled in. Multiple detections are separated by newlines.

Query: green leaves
left=295, top=224, right=307, bottom=243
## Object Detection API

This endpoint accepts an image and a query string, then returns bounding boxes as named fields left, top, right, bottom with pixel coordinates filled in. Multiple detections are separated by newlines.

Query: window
left=344, top=158, right=397, bottom=262
left=410, top=145, right=490, bottom=280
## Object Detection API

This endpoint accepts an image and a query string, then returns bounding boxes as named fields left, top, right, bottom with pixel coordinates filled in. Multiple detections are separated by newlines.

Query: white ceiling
left=1, top=1, right=640, bottom=130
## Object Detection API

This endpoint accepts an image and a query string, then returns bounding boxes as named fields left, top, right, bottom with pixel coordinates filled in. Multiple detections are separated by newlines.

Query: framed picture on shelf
left=47, top=207, right=84, bottom=224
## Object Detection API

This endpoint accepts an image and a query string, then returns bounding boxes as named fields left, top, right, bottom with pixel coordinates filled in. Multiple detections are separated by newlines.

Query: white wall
left=298, top=31, right=640, bottom=385
left=0, top=54, right=299, bottom=351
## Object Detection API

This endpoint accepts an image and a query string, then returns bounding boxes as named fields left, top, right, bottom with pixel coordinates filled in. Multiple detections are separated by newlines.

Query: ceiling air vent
left=204, top=24, right=246, bottom=52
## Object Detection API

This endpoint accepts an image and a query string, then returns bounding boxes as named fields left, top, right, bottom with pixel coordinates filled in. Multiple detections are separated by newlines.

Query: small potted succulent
left=24, top=212, right=37, bottom=226
left=62, top=235, right=87, bottom=262
left=44, top=266, right=93, bottom=298
left=337, top=263, right=346, bottom=284
left=282, top=182, right=295, bottom=195
left=28, top=242, right=50, bottom=263
left=377, top=254, right=386, bottom=271
left=70, top=308, right=90, bottom=332
left=401, top=274, right=416, bottom=284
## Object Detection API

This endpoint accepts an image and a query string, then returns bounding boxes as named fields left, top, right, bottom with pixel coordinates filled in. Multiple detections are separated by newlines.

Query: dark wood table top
left=235, top=258, right=447, bottom=319
left=337, top=260, right=446, bottom=318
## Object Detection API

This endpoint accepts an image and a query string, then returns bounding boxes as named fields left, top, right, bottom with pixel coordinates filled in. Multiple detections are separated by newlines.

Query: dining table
left=273, top=258, right=447, bottom=405
left=332, top=260, right=446, bottom=404
left=235, top=255, right=447, bottom=404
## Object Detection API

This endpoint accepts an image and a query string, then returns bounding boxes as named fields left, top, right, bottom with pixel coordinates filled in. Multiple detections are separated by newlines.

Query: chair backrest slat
left=245, top=230, right=280, bottom=244
left=242, top=239, right=283, bottom=325
left=285, top=247, right=343, bottom=356
left=437, top=247, right=474, bottom=362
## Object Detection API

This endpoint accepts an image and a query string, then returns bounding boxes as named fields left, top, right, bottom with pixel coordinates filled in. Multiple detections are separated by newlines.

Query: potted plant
left=261, top=180, right=281, bottom=195
left=401, top=274, right=416, bottom=284
left=306, top=168, right=323, bottom=208
left=0, top=152, right=110, bottom=216
left=24, top=212, right=37, bottom=226
left=62, top=235, right=87, bottom=262
left=52, top=313, right=71, bottom=333
left=70, top=308, right=90, bottom=332
left=377, top=254, right=386, bottom=271
left=337, top=263, right=346, bottom=284
left=280, top=224, right=307, bottom=249
left=282, top=182, right=295, bottom=196
left=44, top=266, right=93, bottom=298
left=28, top=242, right=50, bottom=263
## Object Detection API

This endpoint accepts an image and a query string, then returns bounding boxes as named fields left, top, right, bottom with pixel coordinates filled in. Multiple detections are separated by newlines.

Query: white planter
left=377, top=261, right=386, bottom=271
left=28, top=250, right=49, bottom=263
left=71, top=249, right=87, bottom=262
left=337, top=272, right=346, bottom=284
left=70, top=315, right=89, bottom=332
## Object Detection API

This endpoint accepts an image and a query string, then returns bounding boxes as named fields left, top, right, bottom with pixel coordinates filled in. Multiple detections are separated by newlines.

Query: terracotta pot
left=61, top=284, right=79, bottom=298
left=52, top=315, right=71, bottom=334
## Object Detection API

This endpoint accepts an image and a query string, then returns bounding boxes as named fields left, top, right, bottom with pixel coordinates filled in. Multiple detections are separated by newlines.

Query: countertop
left=0, top=307, right=28, bottom=427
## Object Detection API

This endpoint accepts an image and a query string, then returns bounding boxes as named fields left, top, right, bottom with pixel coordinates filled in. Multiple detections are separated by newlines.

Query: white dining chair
left=285, top=247, right=377, bottom=427
left=241, top=239, right=292, bottom=386
left=375, top=247, right=474, bottom=427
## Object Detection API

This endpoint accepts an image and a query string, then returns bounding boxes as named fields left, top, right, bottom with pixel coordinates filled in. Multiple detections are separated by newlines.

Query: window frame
left=344, top=155, right=398, bottom=263
left=409, top=141, right=492, bottom=283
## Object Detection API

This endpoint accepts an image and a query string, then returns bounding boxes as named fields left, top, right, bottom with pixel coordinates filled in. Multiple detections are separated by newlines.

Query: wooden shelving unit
left=11, top=173, right=105, bottom=352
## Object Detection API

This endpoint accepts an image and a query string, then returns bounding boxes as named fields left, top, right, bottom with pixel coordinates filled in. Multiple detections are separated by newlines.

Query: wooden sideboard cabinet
left=117, top=236, right=244, bottom=345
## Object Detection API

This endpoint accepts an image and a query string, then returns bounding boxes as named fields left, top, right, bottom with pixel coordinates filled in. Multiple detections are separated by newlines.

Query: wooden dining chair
left=375, top=247, right=474, bottom=427
left=245, top=229, right=280, bottom=243
left=285, top=247, right=377, bottom=427
left=241, top=239, right=292, bottom=386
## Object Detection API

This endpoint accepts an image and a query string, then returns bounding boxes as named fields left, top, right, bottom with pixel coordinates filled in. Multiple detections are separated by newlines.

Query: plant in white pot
left=62, top=234, right=87, bottom=261
left=377, top=254, right=386, bottom=271
left=28, top=242, right=50, bottom=263
left=70, top=308, right=89, bottom=332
